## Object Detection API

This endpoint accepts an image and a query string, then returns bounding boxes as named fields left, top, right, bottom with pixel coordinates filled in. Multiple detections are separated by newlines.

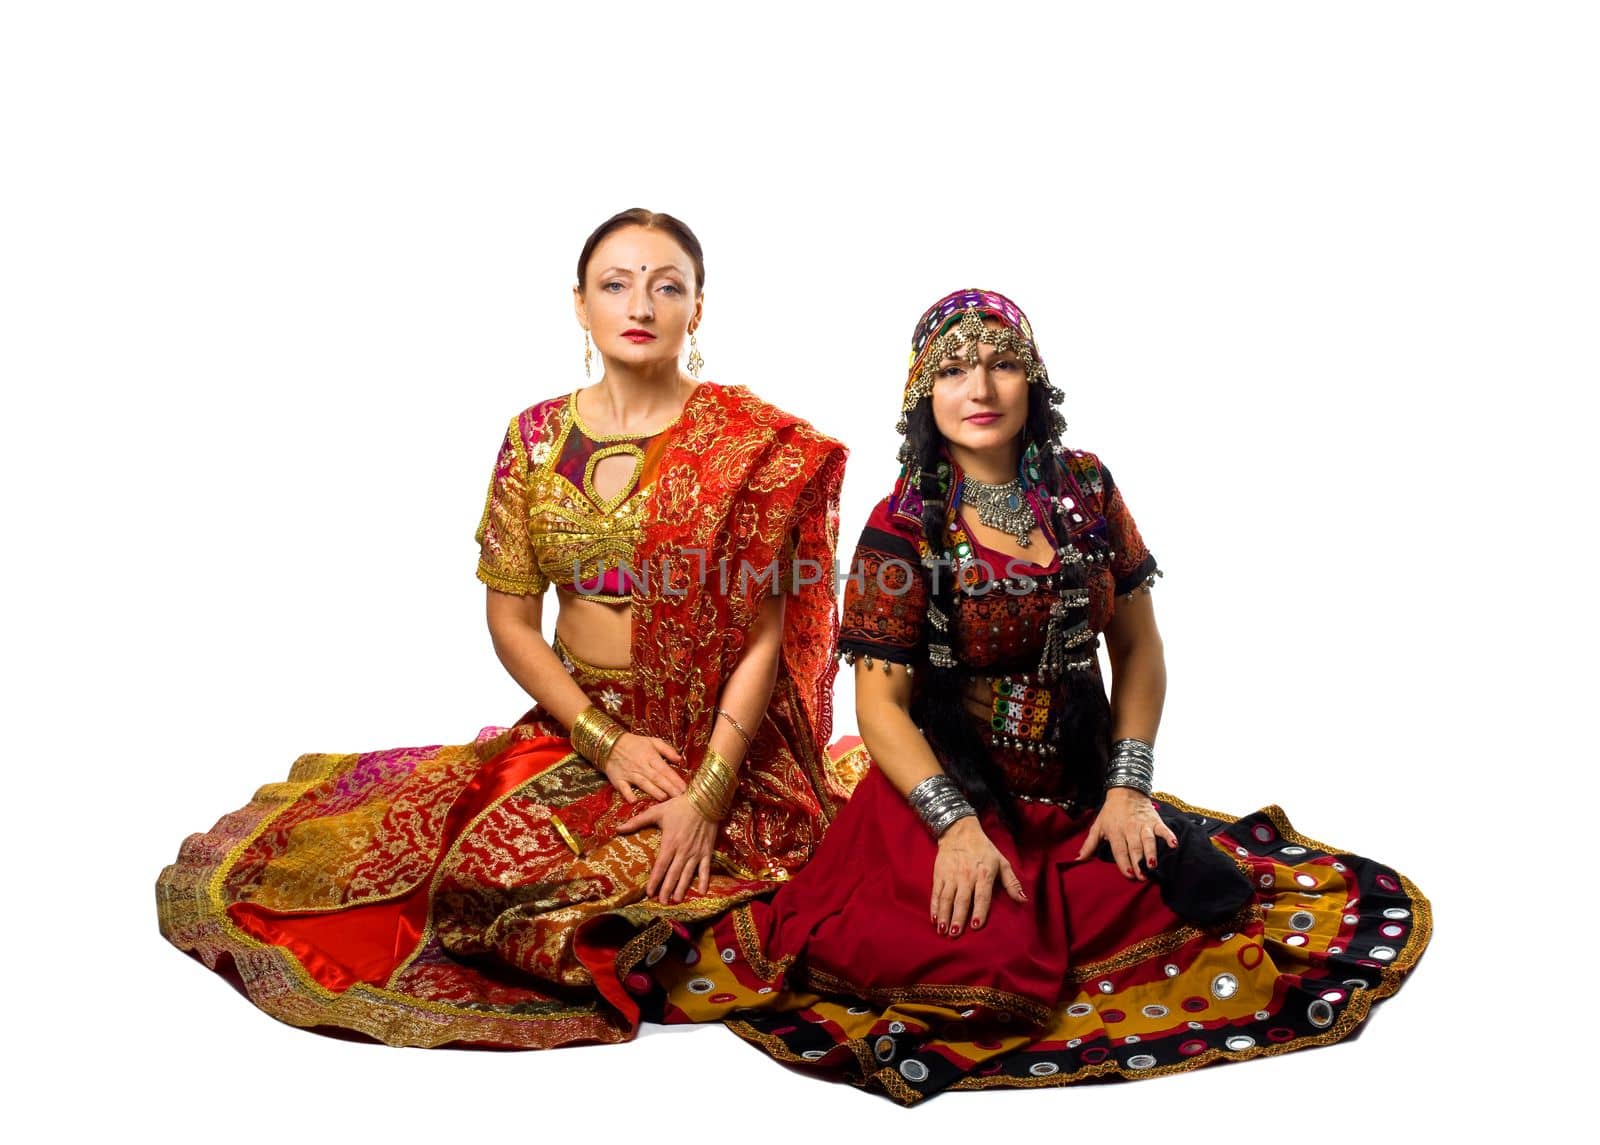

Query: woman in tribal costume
left=631, top=288, right=1432, bottom=1103
left=155, top=208, right=856, bottom=1049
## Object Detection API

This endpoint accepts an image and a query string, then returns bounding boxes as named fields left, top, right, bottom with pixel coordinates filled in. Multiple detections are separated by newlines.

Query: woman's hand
left=931, top=817, right=1026, bottom=938
left=601, top=733, right=688, bottom=803
left=1076, top=787, right=1180, bottom=880
left=618, top=795, right=719, bottom=904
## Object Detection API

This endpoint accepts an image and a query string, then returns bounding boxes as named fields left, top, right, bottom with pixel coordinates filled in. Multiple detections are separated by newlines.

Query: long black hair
left=904, top=384, right=1114, bottom=829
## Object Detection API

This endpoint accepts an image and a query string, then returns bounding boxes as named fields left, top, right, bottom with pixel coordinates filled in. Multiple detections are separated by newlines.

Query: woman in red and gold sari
left=632, top=289, right=1432, bottom=1102
left=155, top=209, right=854, bottom=1048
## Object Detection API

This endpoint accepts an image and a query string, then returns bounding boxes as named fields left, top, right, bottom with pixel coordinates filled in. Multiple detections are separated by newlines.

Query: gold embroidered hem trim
left=564, top=590, right=634, bottom=606
left=731, top=903, right=797, bottom=982
left=283, top=751, right=350, bottom=784
left=614, top=881, right=768, bottom=922
left=615, top=918, right=675, bottom=976
left=477, top=561, right=548, bottom=596
left=797, top=965, right=1054, bottom=1028
left=871, top=1067, right=923, bottom=1106
left=1063, top=924, right=1205, bottom=985
left=1063, top=899, right=1259, bottom=986
left=552, top=634, right=637, bottom=683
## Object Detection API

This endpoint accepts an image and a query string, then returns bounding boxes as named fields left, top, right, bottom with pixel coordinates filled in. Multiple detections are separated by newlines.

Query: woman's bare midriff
left=552, top=589, right=634, bottom=670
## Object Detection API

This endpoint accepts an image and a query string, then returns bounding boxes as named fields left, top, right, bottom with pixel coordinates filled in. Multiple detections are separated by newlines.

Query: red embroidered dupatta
left=632, top=382, right=855, bottom=838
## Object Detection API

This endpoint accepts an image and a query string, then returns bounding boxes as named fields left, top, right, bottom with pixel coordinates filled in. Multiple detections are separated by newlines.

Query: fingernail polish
left=937, top=922, right=946, bottom=934
left=950, top=926, right=961, bottom=938
left=972, top=919, right=983, bottom=930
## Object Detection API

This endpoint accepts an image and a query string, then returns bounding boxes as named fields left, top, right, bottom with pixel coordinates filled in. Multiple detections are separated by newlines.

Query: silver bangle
left=906, top=775, right=976, bottom=838
left=1107, top=738, right=1155, bottom=796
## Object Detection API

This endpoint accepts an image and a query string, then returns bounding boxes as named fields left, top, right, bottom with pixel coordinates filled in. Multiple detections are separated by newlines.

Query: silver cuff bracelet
left=906, top=774, right=977, bottom=838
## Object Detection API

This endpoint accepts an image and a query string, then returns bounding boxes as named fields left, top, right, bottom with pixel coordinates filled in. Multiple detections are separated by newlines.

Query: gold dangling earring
left=686, top=330, right=704, bottom=378
left=584, top=331, right=593, bottom=380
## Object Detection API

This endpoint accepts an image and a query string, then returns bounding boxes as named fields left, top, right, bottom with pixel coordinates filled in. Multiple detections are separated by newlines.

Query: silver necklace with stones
left=961, top=474, right=1035, bottom=546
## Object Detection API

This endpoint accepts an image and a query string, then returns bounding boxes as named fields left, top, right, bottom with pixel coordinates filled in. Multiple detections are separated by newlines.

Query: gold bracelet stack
left=571, top=705, right=626, bottom=766
left=685, top=746, right=740, bottom=822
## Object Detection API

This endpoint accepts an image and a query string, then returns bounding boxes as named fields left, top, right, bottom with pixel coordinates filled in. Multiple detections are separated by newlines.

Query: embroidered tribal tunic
left=622, top=450, right=1432, bottom=1104
left=156, top=383, right=860, bottom=1049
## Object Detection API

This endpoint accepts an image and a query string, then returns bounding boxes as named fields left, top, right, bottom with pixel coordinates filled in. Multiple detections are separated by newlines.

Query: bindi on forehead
left=595, top=263, right=684, bottom=278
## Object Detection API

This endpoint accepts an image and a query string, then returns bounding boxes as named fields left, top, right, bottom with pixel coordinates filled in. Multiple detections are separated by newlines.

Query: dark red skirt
left=626, top=765, right=1430, bottom=1104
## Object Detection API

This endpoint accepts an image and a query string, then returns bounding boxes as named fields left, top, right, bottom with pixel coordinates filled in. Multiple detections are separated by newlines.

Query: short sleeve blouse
left=836, top=449, right=1160, bottom=666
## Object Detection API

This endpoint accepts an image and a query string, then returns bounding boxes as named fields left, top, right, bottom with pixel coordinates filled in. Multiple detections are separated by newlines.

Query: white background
left=4, top=1, right=1594, bottom=1139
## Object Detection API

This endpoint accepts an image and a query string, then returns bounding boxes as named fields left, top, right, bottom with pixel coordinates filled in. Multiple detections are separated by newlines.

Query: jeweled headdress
left=896, top=287, right=1066, bottom=455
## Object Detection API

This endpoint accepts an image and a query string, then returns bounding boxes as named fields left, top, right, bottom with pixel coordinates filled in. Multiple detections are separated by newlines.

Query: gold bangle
left=696, top=763, right=736, bottom=811
left=593, top=722, right=627, bottom=766
left=687, top=780, right=734, bottom=821
left=571, top=705, right=623, bottom=764
left=570, top=707, right=596, bottom=759
left=685, top=783, right=723, bottom=822
left=687, top=746, right=739, bottom=820
left=715, top=707, right=753, bottom=750
left=700, top=746, right=738, bottom=788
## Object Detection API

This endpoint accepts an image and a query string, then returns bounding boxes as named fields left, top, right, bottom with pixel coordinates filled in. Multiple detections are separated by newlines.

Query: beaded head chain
left=896, top=287, right=1066, bottom=448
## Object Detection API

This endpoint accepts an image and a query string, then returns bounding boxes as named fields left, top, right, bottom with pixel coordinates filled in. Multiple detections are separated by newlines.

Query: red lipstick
left=965, top=412, right=1001, bottom=424
left=621, top=329, right=657, bottom=343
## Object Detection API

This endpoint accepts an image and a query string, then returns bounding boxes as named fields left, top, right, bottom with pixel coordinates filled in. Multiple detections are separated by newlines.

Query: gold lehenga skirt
left=155, top=637, right=836, bottom=1048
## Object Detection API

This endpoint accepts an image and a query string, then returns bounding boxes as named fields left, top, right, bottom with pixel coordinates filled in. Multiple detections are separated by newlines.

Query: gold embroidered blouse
left=476, top=392, right=675, bottom=604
